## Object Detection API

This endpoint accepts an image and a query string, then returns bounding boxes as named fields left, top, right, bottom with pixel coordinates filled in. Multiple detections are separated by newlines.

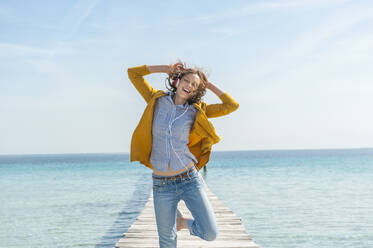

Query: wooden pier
left=115, top=184, right=260, bottom=248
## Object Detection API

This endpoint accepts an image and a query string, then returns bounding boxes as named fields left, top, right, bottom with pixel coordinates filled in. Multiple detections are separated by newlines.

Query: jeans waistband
left=152, top=166, right=197, bottom=180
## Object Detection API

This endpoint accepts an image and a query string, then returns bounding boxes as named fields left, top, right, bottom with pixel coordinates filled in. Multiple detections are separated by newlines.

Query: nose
left=185, top=81, right=193, bottom=88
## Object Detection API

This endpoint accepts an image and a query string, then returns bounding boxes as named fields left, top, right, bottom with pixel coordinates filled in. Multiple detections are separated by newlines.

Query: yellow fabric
left=127, top=64, right=239, bottom=171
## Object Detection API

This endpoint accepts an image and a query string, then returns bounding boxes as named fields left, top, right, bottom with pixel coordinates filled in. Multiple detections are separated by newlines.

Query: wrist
left=206, top=81, right=213, bottom=90
left=207, top=82, right=224, bottom=96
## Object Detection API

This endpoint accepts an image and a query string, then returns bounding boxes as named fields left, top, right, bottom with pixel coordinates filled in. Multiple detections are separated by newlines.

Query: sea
left=1, top=148, right=372, bottom=248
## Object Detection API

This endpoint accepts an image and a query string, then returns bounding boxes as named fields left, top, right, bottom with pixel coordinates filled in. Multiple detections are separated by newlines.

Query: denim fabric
left=152, top=166, right=219, bottom=247
left=150, top=91, right=198, bottom=171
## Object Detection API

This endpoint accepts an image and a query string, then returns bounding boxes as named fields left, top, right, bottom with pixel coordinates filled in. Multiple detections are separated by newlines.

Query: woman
left=127, top=60, right=239, bottom=247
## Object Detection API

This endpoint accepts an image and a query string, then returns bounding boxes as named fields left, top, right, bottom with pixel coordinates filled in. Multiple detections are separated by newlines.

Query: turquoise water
left=1, top=149, right=373, bottom=248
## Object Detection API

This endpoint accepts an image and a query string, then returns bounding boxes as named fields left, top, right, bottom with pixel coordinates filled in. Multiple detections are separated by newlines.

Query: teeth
left=183, top=88, right=190, bottom=93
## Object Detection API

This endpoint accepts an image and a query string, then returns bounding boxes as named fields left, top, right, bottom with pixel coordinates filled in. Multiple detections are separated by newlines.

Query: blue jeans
left=152, top=166, right=219, bottom=247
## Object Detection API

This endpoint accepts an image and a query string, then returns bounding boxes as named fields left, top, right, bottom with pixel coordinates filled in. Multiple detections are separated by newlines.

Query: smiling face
left=175, top=73, right=201, bottom=102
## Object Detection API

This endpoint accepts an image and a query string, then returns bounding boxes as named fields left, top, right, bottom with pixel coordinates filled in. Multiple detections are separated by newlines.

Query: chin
left=177, top=91, right=190, bottom=98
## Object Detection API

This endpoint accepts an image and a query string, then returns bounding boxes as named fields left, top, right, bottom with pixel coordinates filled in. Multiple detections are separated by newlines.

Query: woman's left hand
left=205, top=80, right=224, bottom=96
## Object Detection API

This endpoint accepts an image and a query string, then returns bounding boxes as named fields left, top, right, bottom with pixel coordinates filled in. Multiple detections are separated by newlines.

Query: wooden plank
left=115, top=184, right=260, bottom=248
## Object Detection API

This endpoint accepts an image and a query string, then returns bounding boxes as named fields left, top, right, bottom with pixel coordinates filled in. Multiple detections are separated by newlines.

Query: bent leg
left=181, top=177, right=219, bottom=241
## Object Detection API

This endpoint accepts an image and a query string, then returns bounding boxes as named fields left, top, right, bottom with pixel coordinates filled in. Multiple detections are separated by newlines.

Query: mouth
left=182, top=88, right=191, bottom=94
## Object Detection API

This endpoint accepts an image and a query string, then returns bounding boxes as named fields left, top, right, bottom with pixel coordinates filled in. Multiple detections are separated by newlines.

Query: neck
left=172, top=93, right=186, bottom=105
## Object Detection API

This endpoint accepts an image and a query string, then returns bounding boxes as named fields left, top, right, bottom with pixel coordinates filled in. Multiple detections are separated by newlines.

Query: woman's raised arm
left=127, top=64, right=170, bottom=103
left=204, top=81, right=239, bottom=118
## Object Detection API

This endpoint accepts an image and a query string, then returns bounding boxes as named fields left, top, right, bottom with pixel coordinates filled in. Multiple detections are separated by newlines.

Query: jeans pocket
left=152, top=180, right=167, bottom=192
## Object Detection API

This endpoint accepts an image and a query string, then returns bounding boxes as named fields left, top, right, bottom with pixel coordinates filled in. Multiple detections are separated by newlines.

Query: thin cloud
left=282, top=4, right=373, bottom=57
left=0, top=42, right=53, bottom=58
left=241, top=3, right=373, bottom=84
left=209, top=27, right=243, bottom=36
left=0, top=3, right=11, bottom=18
left=195, top=0, right=351, bottom=21
left=68, top=0, right=101, bottom=38
left=49, top=0, right=101, bottom=58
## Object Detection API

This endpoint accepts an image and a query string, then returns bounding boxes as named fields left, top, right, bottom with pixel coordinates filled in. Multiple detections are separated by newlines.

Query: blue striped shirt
left=150, top=91, right=198, bottom=171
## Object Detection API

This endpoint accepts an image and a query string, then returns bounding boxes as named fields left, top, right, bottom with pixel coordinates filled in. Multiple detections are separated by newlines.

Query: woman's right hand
left=168, top=62, right=185, bottom=75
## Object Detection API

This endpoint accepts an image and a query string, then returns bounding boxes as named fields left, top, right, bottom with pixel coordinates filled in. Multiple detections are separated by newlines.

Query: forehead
left=182, top=73, right=200, bottom=84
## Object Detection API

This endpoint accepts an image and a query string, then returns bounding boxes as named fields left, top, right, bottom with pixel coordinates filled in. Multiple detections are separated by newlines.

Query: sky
left=1, top=0, right=373, bottom=155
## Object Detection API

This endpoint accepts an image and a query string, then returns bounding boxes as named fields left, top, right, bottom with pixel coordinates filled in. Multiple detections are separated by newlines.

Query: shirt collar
left=167, top=91, right=189, bottom=108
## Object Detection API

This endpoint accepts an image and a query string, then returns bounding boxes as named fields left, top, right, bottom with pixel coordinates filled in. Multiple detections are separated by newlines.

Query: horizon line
left=1, top=146, right=373, bottom=156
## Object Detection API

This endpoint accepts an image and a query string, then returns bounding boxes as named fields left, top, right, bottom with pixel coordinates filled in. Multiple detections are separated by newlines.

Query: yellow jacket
left=127, top=64, right=239, bottom=171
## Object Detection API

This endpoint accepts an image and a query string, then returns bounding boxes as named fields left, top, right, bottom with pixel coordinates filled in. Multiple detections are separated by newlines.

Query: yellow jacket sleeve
left=204, top=92, right=239, bottom=118
left=127, top=64, right=157, bottom=103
